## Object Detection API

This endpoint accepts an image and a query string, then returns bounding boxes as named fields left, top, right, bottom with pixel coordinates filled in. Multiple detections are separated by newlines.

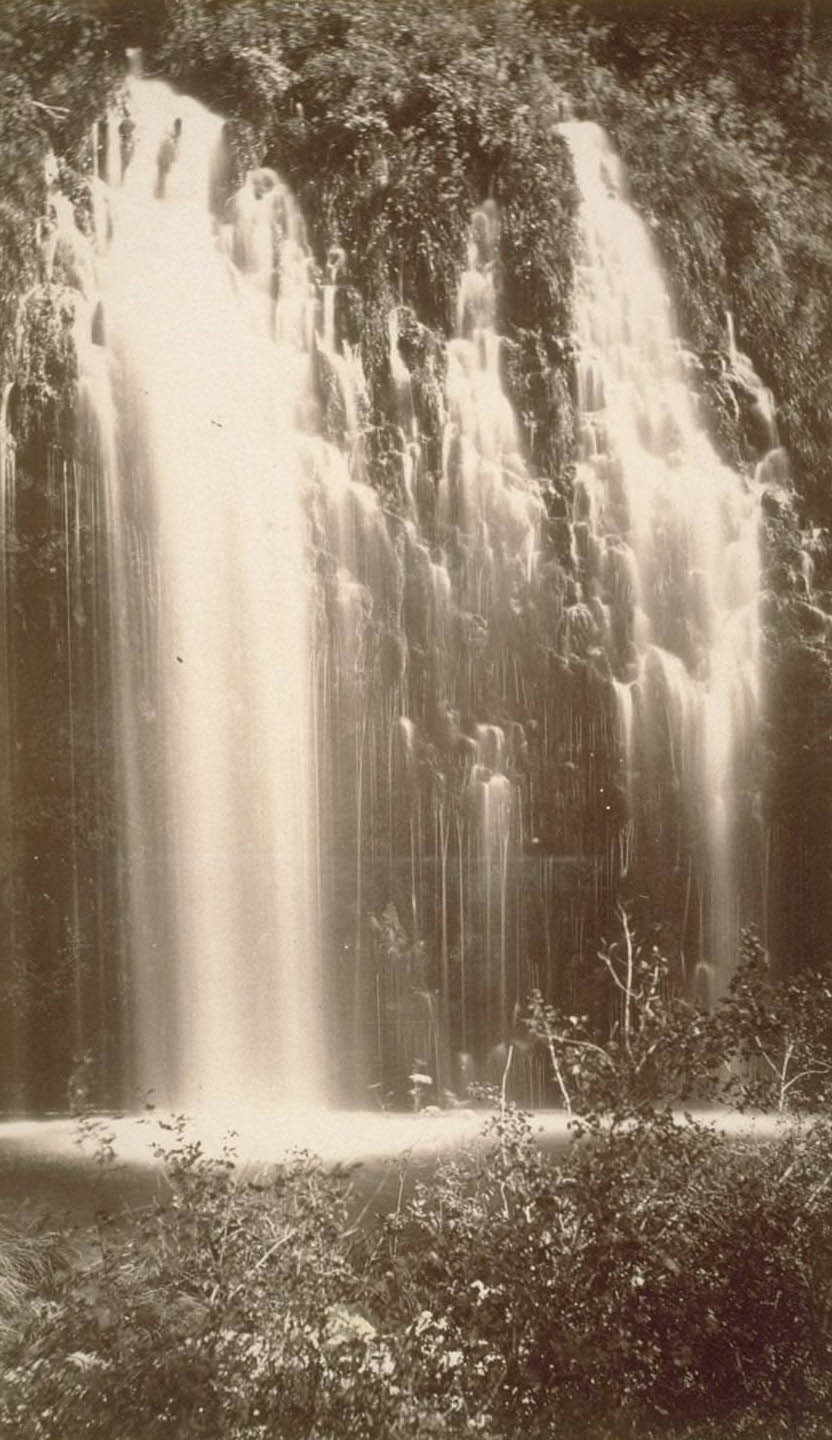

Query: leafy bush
left=0, top=1117, right=368, bottom=1439
left=527, top=907, right=725, bottom=1116
left=2, top=1099, right=832, bottom=1438
left=526, top=918, right=832, bottom=1117
left=388, top=1106, right=832, bottom=1431
left=717, top=930, right=832, bottom=1113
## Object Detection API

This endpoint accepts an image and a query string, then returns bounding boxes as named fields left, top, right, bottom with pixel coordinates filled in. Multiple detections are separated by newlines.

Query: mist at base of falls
left=0, top=69, right=782, bottom=1118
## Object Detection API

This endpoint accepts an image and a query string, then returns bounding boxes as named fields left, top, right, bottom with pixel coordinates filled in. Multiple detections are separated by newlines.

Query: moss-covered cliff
left=0, top=4, right=125, bottom=1109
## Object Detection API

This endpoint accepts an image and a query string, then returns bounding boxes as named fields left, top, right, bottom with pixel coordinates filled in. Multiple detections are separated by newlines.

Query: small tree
left=715, top=929, right=832, bottom=1114
left=527, top=907, right=724, bottom=1116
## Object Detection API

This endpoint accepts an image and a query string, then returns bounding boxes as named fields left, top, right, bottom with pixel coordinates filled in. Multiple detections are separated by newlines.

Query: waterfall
left=560, top=120, right=764, bottom=996
left=0, top=80, right=781, bottom=1114
left=88, top=77, right=323, bottom=1113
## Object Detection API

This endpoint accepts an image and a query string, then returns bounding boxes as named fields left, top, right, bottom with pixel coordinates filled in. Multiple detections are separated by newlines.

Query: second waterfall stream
left=560, top=120, right=765, bottom=1001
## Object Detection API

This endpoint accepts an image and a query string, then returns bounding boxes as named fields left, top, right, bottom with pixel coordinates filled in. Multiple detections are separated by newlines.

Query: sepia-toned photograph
left=0, top=0, right=831, bottom=1434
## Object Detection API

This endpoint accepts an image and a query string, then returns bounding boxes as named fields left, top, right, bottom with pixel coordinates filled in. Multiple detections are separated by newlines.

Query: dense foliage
left=134, top=1, right=832, bottom=521
left=0, top=2, right=121, bottom=436
left=528, top=921, right=832, bottom=1116
left=1, top=1101, right=832, bottom=1439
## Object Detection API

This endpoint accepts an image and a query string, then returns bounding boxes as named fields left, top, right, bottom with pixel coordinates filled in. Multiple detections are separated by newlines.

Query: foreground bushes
left=1, top=1105, right=831, bottom=1439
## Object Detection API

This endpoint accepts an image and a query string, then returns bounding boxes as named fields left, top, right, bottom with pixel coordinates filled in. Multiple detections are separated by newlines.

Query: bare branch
left=619, top=904, right=635, bottom=1056
left=31, top=99, right=69, bottom=119
left=782, top=1064, right=832, bottom=1096
left=599, top=948, right=629, bottom=997
left=552, top=1032, right=617, bottom=1069
left=500, top=1042, right=515, bottom=1116
left=545, top=1035, right=573, bottom=1114
left=753, top=1034, right=783, bottom=1080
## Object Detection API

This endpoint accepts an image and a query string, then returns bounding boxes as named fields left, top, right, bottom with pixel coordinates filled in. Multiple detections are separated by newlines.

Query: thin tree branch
left=31, top=99, right=69, bottom=119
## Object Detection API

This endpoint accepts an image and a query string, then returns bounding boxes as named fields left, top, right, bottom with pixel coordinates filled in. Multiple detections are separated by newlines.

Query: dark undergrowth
left=0, top=1103, right=831, bottom=1439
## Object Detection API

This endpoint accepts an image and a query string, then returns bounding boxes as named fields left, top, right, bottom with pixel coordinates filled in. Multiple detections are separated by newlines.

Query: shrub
left=2, top=1103, right=832, bottom=1438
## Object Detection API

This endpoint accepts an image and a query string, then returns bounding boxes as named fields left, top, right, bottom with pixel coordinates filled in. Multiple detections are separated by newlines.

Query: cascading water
left=1, top=80, right=787, bottom=1115
left=560, top=120, right=765, bottom=996
left=312, top=196, right=556, bottom=1103
left=88, top=77, right=323, bottom=1113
